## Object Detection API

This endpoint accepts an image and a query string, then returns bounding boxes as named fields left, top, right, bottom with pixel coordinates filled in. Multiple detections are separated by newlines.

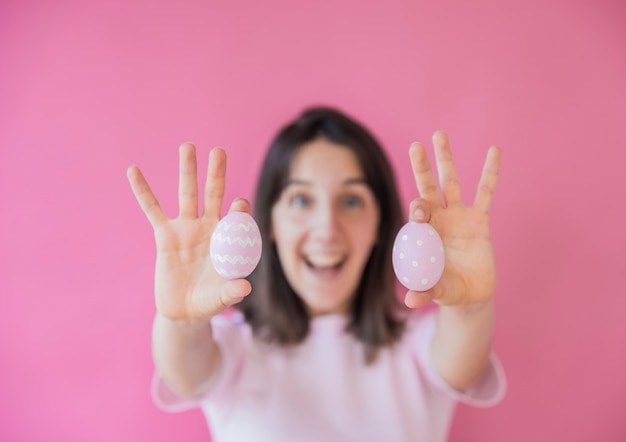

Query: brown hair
left=238, top=106, right=406, bottom=363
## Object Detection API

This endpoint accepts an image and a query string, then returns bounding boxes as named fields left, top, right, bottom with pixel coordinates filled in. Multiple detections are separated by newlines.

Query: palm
left=406, top=132, right=501, bottom=307
left=128, top=145, right=251, bottom=321
left=152, top=219, right=215, bottom=319
left=430, top=205, right=496, bottom=305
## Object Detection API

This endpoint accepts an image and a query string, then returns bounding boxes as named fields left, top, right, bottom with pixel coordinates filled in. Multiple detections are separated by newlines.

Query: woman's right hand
left=127, top=144, right=252, bottom=323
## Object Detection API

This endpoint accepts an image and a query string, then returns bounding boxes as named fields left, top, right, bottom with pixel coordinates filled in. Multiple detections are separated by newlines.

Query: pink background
left=1, top=0, right=625, bottom=440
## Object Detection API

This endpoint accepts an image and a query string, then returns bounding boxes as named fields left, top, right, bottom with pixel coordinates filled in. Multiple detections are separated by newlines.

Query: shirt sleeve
left=151, top=311, right=247, bottom=413
left=411, top=309, right=507, bottom=407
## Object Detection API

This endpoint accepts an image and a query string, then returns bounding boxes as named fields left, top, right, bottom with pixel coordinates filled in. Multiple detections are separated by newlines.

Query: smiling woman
left=243, top=108, right=405, bottom=362
left=128, top=106, right=506, bottom=442
left=269, top=140, right=381, bottom=318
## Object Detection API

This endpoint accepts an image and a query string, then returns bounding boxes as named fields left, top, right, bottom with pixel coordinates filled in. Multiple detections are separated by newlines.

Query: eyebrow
left=285, top=177, right=369, bottom=187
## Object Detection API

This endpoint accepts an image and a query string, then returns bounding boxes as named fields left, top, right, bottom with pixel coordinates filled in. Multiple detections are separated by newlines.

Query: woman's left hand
left=404, top=131, right=501, bottom=308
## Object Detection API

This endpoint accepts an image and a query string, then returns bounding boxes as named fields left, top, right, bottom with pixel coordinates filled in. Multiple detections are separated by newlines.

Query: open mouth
left=304, top=253, right=346, bottom=277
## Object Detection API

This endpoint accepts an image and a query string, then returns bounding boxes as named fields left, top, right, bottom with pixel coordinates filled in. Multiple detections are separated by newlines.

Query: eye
left=290, top=194, right=311, bottom=208
left=343, top=195, right=364, bottom=208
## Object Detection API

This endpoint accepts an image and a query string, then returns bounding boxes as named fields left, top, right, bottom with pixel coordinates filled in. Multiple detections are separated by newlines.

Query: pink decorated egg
left=392, top=222, right=445, bottom=291
left=210, top=212, right=262, bottom=279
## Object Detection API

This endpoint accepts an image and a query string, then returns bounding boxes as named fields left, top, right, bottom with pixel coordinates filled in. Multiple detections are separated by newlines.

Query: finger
left=178, top=143, right=199, bottom=218
left=404, top=290, right=435, bottom=309
left=217, top=279, right=252, bottom=309
left=409, top=142, right=442, bottom=208
left=408, top=198, right=432, bottom=223
left=127, top=166, right=168, bottom=228
left=193, top=279, right=252, bottom=317
left=228, top=198, right=252, bottom=214
left=203, top=147, right=227, bottom=220
left=430, top=275, right=467, bottom=307
left=221, top=279, right=252, bottom=303
left=432, top=131, right=462, bottom=207
left=474, top=145, right=501, bottom=213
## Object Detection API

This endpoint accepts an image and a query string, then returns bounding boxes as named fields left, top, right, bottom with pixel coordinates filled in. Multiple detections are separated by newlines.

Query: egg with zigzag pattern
left=210, top=211, right=262, bottom=279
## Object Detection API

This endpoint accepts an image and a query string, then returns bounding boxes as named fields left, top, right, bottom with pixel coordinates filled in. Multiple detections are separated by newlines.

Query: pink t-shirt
left=153, top=309, right=506, bottom=442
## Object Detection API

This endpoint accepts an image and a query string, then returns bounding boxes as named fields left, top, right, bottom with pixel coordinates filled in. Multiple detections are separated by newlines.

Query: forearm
left=430, top=299, right=494, bottom=392
left=152, top=313, right=222, bottom=398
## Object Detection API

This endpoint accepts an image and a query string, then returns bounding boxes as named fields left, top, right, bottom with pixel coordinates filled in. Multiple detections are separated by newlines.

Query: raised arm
left=127, top=144, right=251, bottom=397
left=406, top=131, right=501, bottom=391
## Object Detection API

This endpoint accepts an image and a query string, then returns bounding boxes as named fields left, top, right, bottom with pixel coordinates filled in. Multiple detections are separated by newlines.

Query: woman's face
left=271, top=137, right=380, bottom=316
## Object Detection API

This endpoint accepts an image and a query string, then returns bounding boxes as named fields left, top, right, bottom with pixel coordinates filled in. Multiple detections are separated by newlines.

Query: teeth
left=306, top=254, right=344, bottom=268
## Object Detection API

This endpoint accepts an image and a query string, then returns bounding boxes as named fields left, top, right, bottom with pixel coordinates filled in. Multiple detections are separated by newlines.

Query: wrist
left=438, top=298, right=494, bottom=318
left=155, top=311, right=213, bottom=331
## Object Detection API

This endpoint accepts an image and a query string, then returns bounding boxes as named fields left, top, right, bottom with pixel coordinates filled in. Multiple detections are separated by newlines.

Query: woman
left=127, top=107, right=506, bottom=441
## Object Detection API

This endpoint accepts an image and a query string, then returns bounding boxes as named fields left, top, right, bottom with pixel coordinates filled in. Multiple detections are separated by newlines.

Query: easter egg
left=392, top=222, right=445, bottom=291
left=210, top=211, right=262, bottom=279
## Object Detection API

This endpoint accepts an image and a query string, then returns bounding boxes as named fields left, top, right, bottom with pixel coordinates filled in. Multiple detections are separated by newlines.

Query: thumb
left=408, top=198, right=432, bottom=223
left=228, top=197, right=252, bottom=215
left=221, top=278, right=253, bottom=305
left=195, top=279, right=252, bottom=317
left=404, top=289, right=434, bottom=309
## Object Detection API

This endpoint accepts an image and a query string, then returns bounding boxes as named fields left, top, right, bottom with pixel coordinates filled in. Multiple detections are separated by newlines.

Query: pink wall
left=1, top=0, right=625, bottom=440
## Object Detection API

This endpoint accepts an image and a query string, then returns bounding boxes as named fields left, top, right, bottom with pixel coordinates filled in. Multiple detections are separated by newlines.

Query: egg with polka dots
left=210, top=212, right=262, bottom=280
left=392, top=222, right=445, bottom=291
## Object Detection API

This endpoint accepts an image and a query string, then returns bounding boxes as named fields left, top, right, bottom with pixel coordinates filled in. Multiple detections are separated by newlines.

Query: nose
left=311, top=201, right=341, bottom=241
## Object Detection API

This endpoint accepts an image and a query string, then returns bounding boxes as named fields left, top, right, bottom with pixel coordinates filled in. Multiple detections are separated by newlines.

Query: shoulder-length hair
left=238, top=106, right=406, bottom=363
